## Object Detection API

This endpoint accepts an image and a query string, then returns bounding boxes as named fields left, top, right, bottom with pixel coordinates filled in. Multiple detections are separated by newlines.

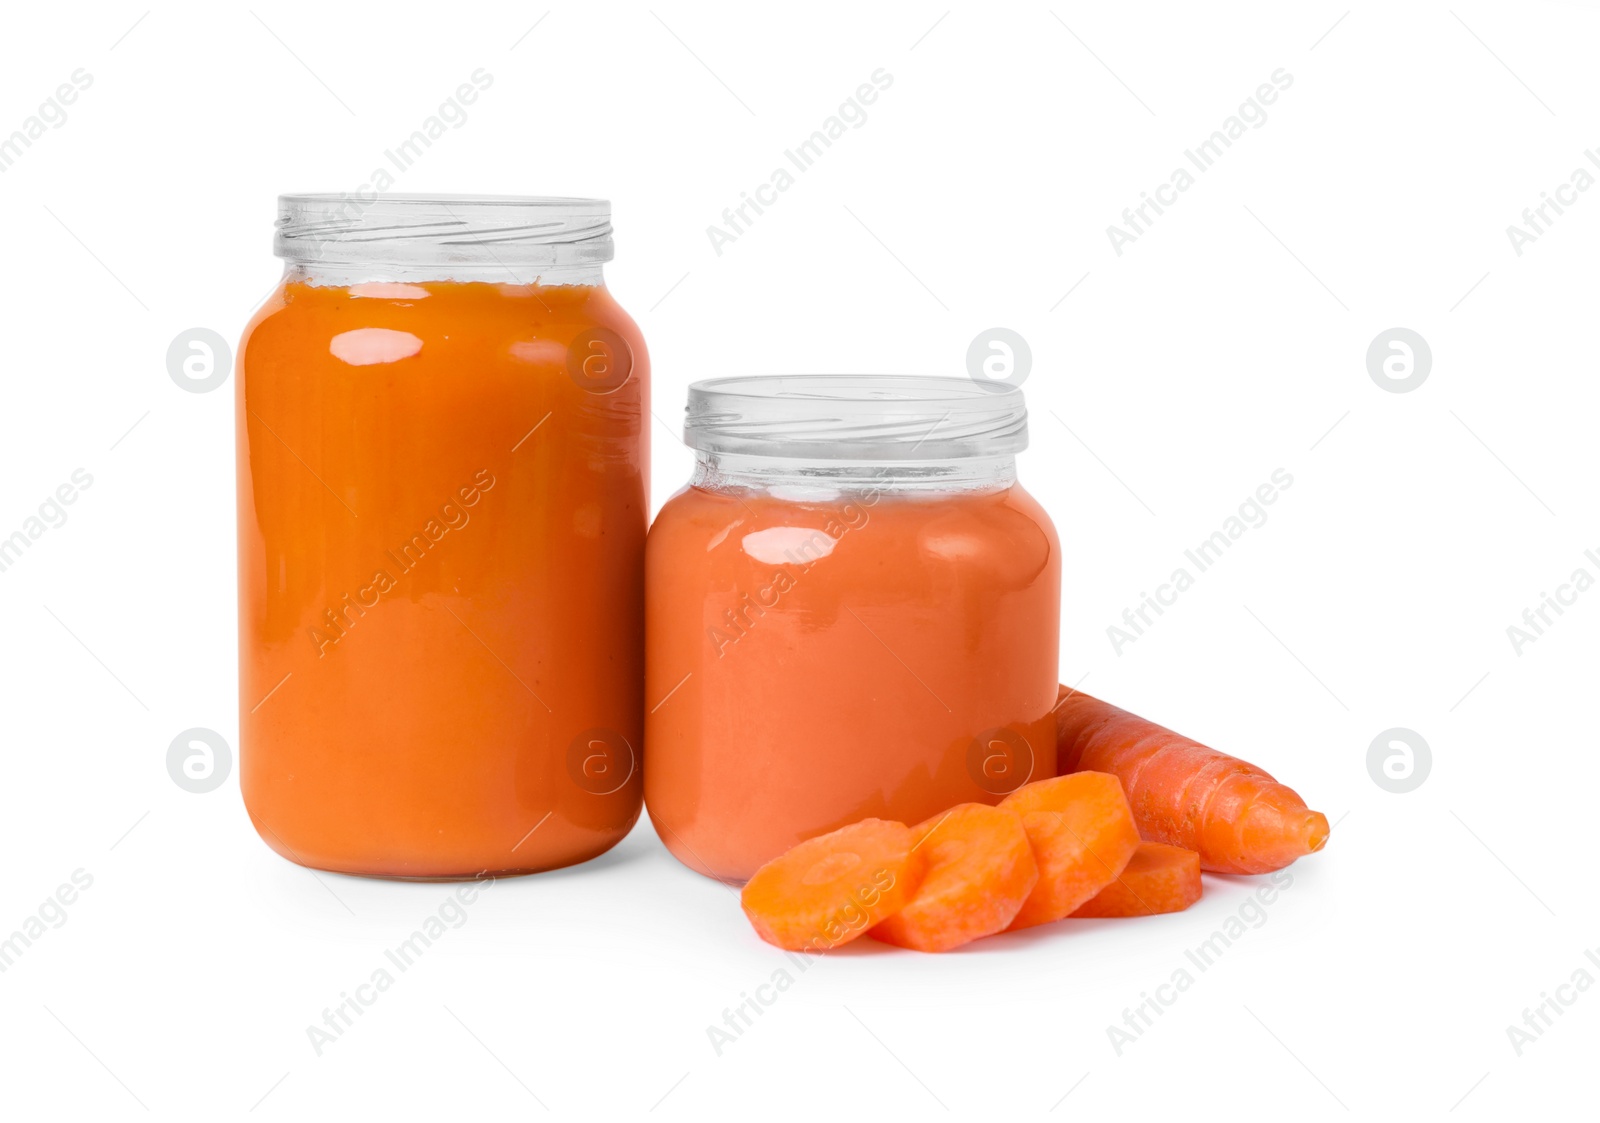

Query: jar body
left=645, top=465, right=1060, bottom=882
left=238, top=273, right=647, bottom=878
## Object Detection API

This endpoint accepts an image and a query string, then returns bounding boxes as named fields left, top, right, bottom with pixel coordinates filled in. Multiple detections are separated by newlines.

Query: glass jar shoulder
left=995, top=481, right=1060, bottom=574
left=650, top=481, right=1058, bottom=584
left=646, top=483, right=744, bottom=563
left=238, top=278, right=646, bottom=370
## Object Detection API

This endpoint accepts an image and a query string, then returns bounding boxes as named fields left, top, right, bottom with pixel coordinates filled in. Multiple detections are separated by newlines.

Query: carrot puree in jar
left=645, top=376, right=1060, bottom=883
left=238, top=195, right=646, bottom=879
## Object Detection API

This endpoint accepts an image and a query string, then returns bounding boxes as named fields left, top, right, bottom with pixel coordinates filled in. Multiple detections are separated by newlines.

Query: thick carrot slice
left=1069, top=842, right=1201, bottom=918
left=1055, top=687, right=1329, bottom=875
left=999, top=772, right=1140, bottom=930
left=870, top=804, right=1039, bottom=952
left=740, top=818, right=924, bottom=952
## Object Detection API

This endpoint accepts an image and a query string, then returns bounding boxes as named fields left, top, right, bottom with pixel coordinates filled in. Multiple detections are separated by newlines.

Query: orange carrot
left=999, top=772, right=1140, bottom=930
left=870, top=804, right=1039, bottom=952
left=740, top=818, right=925, bottom=952
left=1069, top=842, right=1201, bottom=918
left=1055, top=688, right=1329, bottom=875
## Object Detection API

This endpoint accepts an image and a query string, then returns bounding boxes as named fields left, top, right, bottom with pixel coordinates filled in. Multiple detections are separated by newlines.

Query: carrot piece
left=740, top=819, right=925, bottom=952
left=1070, top=842, right=1201, bottom=918
left=1054, top=688, right=1330, bottom=875
left=870, top=804, right=1039, bottom=952
left=999, top=772, right=1140, bottom=930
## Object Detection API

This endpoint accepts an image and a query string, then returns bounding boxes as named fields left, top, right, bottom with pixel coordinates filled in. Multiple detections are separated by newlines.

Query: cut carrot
left=1055, top=688, right=1330, bottom=875
left=999, top=772, right=1140, bottom=930
left=740, top=818, right=925, bottom=952
left=870, top=804, right=1039, bottom=952
left=1070, top=842, right=1201, bottom=918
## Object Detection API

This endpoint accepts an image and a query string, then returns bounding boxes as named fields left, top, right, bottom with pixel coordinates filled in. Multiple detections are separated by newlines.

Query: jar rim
left=274, top=194, right=614, bottom=267
left=684, top=375, right=1028, bottom=461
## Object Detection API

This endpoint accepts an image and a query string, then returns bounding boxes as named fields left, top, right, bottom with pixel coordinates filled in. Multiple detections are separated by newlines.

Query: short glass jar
left=237, top=195, right=647, bottom=879
left=645, top=376, right=1061, bottom=882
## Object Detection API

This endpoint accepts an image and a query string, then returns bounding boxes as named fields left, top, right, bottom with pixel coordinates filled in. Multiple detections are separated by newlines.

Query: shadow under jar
left=645, top=376, right=1061, bottom=883
left=237, top=195, right=648, bottom=879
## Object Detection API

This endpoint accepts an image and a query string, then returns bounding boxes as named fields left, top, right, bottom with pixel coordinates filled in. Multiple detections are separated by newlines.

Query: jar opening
left=684, top=375, right=1028, bottom=461
left=275, top=194, right=613, bottom=268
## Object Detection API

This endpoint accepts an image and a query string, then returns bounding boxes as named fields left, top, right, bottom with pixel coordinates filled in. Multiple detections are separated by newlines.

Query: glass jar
left=237, top=195, right=647, bottom=879
left=645, top=375, right=1060, bottom=882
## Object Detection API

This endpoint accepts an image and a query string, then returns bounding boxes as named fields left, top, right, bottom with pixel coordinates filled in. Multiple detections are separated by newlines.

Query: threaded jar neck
left=691, top=451, right=1017, bottom=494
left=683, top=375, right=1027, bottom=494
left=274, top=194, right=614, bottom=271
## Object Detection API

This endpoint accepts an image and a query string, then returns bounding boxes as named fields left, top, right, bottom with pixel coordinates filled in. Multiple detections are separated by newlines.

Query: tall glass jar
left=645, top=376, right=1060, bottom=882
left=237, top=195, right=647, bottom=879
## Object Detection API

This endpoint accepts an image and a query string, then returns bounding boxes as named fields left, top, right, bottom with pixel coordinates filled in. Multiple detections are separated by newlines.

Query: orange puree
left=645, top=480, right=1060, bottom=882
left=238, top=279, right=647, bottom=878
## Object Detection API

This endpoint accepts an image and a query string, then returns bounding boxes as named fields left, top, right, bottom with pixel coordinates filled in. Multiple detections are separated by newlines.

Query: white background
left=0, top=1, right=1594, bottom=1118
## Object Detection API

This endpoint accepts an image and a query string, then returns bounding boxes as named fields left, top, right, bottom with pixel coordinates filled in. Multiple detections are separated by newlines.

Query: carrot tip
left=1303, top=811, right=1330, bottom=854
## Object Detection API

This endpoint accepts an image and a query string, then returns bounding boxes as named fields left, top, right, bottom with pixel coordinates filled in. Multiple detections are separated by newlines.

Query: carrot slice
left=740, top=818, right=925, bottom=952
left=1055, top=687, right=1329, bottom=874
left=999, top=772, right=1140, bottom=930
left=870, top=804, right=1039, bottom=952
left=1069, top=842, right=1201, bottom=918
